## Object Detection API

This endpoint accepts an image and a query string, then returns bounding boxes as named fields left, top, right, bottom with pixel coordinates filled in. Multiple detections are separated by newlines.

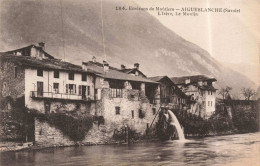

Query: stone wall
left=99, top=88, right=160, bottom=135
left=0, top=61, right=25, bottom=98
left=0, top=60, right=26, bottom=141
left=34, top=87, right=160, bottom=146
left=34, top=119, right=75, bottom=146
left=34, top=118, right=114, bottom=146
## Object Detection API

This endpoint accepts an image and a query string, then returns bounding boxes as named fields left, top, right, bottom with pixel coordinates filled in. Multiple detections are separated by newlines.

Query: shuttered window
left=111, top=88, right=122, bottom=98
left=66, top=84, right=76, bottom=94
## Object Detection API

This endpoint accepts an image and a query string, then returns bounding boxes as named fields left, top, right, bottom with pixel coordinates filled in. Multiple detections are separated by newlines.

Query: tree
left=219, top=86, right=232, bottom=99
left=241, top=87, right=256, bottom=100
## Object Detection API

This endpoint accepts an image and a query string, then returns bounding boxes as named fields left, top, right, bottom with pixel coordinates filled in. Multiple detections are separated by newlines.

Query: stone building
left=171, top=75, right=217, bottom=118
left=82, top=58, right=161, bottom=135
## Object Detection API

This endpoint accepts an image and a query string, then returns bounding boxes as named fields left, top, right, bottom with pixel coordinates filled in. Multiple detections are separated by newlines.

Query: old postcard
left=0, top=0, right=259, bottom=165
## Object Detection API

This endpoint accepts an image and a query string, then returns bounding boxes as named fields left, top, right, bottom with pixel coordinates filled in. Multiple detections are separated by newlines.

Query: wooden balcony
left=30, top=91, right=95, bottom=101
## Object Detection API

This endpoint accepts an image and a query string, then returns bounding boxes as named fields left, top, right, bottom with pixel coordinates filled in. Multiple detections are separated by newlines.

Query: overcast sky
left=136, top=0, right=260, bottom=85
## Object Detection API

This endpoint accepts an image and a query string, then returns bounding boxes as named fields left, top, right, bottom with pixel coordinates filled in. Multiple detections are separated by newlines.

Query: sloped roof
left=171, top=75, right=216, bottom=85
left=200, top=85, right=218, bottom=91
left=87, top=61, right=121, bottom=71
left=121, top=68, right=147, bottom=78
left=83, top=61, right=158, bottom=84
left=0, top=54, right=98, bottom=74
left=149, top=76, right=167, bottom=82
left=120, top=68, right=132, bottom=73
left=4, top=44, right=55, bottom=59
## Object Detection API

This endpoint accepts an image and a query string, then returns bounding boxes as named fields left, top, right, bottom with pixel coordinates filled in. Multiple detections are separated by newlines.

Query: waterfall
left=167, top=110, right=185, bottom=141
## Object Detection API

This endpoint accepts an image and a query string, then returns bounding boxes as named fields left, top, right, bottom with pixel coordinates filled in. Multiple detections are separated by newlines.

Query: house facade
left=171, top=75, right=217, bottom=118
left=0, top=44, right=98, bottom=145
left=0, top=44, right=161, bottom=146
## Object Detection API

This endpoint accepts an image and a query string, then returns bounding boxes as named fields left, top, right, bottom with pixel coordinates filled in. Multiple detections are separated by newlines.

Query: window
left=37, top=69, right=43, bottom=76
left=54, top=70, right=59, bottom=78
left=14, top=67, right=18, bottom=78
left=211, top=101, right=213, bottom=106
left=139, top=109, right=145, bottom=119
left=208, top=101, right=210, bottom=106
left=131, top=82, right=141, bottom=90
left=53, top=83, right=59, bottom=93
left=131, top=110, right=134, bottom=118
left=115, top=106, right=120, bottom=115
left=68, top=72, right=74, bottom=80
left=152, top=108, right=156, bottom=115
left=66, top=84, right=76, bottom=94
left=82, top=73, right=87, bottom=81
left=111, top=88, right=122, bottom=98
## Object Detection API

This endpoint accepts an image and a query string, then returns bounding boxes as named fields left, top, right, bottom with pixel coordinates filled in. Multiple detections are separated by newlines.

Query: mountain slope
left=0, top=0, right=255, bottom=95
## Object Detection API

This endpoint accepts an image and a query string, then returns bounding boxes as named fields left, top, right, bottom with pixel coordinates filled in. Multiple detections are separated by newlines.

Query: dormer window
left=68, top=72, right=74, bottom=80
left=37, top=69, right=43, bottom=76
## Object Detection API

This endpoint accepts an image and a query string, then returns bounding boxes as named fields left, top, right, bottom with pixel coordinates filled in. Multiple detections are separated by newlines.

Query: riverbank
left=0, top=142, right=33, bottom=152
left=0, top=137, right=161, bottom=153
left=1, top=131, right=255, bottom=153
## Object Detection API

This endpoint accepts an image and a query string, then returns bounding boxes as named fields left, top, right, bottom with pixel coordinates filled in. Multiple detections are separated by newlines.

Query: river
left=1, top=132, right=259, bottom=166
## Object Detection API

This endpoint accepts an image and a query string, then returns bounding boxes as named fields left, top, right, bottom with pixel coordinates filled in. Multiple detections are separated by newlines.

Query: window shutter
left=66, top=84, right=68, bottom=93
left=79, top=85, right=82, bottom=95
left=88, top=86, right=90, bottom=96
left=74, top=84, right=76, bottom=94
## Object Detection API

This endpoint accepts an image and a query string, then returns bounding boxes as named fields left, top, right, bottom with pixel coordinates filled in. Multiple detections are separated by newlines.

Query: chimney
left=185, top=79, right=191, bottom=84
left=103, top=60, right=109, bottom=72
left=38, top=42, right=45, bottom=50
left=134, top=63, right=139, bottom=70
left=92, top=56, right=96, bottom=63
left=121, top=64, right=126, bottom=70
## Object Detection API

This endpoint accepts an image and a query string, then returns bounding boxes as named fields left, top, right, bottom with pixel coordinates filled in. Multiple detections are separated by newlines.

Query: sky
left=136, top=0, right=260, bottom=85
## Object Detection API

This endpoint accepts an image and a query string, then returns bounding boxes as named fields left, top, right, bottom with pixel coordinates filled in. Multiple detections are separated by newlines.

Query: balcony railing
left=30, top=91, right=94, bottom=101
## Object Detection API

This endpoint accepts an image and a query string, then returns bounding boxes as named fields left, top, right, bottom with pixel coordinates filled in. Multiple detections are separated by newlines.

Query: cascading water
left=167, top=110, right=185, bottom=141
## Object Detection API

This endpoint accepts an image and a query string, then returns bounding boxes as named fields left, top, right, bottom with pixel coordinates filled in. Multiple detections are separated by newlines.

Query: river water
left=1, top=132, right=259, bottom=166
